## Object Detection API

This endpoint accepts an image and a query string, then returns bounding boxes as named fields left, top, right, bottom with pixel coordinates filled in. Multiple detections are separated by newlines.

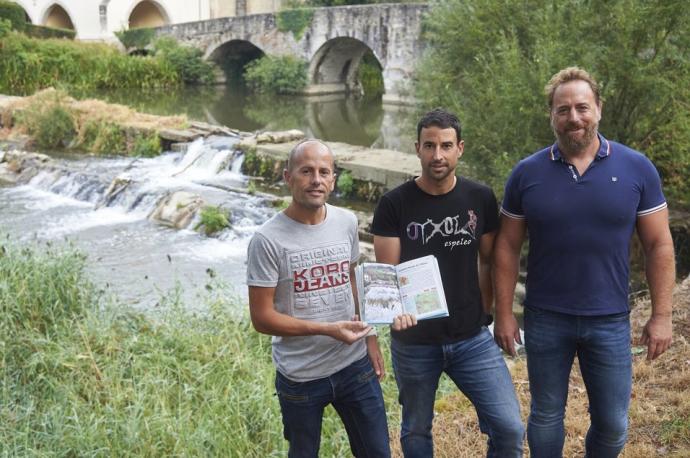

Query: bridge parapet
left=155, top=3, right=428, bottom=104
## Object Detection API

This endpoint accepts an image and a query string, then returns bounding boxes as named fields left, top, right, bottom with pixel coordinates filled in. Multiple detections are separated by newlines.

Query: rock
left=236, top=137, right=257, bottom=151
left=158, top=128, right=203, bottom=144
left=148, top=191, right=205, bottom=229
left=255, top=129, right=305, bottom=144
left=97, top=175, right=132, bottom=209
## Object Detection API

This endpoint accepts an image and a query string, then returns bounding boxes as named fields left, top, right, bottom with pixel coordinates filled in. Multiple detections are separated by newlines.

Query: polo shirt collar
left=549, top=133, right=610, bottom=161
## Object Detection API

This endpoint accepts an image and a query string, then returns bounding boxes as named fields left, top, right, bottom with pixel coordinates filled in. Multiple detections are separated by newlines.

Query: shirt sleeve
left=500, top=164, right=525, bottom=219
left=371, top=194, right=400, bottom=237
left=484, top=187, right=500, bottom=234
left=246, top=232, right=280, bottom=287
left=636, top=157, right=667, bottom=217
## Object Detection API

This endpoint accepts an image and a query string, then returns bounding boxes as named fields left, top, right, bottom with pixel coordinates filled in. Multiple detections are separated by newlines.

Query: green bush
left=153, top=37, right=215, bottom=85
left=25, top=24, right=75, bottom=39
left=244, top=55, right=307, bottom=94
left=0, top=32, right=179, bottom=95
left=115, top=27, right=155, bottom=49
left=276, top=8, right=314, bottom=40
left=0, top=17, right=11, bottom=37
left=0, top=0, right=27, bottom=32
left=336, top=170, right=354, bottom=197
left=194, top=206, right=230, bottom=235
left=79, top=120, right=127, bottom=154
left=357, top=51, right=384, bottom=98
left=15, top=99, right=76, bottom=149
left=131, top=131, right=162, bottom=157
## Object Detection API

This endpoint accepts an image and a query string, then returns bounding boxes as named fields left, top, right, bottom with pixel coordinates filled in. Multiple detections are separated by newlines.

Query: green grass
left=0, top=238, right=404, bottom=456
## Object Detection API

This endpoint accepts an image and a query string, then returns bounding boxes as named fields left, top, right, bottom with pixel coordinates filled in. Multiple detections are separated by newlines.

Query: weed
left=194, top=205, right=230, bottom=236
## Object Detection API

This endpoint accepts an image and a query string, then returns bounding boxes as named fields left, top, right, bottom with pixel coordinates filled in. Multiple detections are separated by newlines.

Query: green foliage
left=153, top=37, right=215, bottom=85
left=0, top=0, right=27, bottom=32
left=0, top=17, right=11, bottom=38
left=244, top=55, right=307, bottom=94
left=15, top=97, right=76, bottom=149
left=80, top=120, right=127, bottom=154
left=305, top=0, right=382, bottom=6
left=115, top=27, right=155, bottom=49
left=131, top=131, right=162, bottom=157
left=0, top=32, right=179, bottom=95
left=247, top=179, right=257, bottom=195
left=336, top=170, right=354, bottom=197
left=276, top=8, right=314, bottom=40
left=357, top=51, right=384, bottom=98
left=194, top=206, right=230, bottom=235
left=417, top=0, right=690, bottom=207
left=25, top=24, right=75, bottom=39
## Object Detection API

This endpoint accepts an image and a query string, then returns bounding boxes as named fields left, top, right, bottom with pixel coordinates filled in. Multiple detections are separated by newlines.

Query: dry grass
left=2, top=88, right=187, bottom=135
left=389, top=276, right=690, bottom=457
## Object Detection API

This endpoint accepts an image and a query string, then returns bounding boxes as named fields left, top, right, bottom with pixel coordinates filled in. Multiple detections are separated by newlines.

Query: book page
left=359, top=263, right=403, bottom=324
left=396, top=256, right=448, bottom=319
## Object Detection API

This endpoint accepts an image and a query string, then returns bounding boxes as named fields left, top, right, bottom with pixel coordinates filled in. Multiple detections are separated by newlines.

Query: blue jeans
left=391, top=327, right=524, bottom=457
left=275, top=355, right=391, bottom=458
left=524, top=305, right=632, bottom=458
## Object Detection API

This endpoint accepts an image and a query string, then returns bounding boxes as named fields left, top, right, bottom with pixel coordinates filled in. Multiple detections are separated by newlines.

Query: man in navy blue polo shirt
left=494, top=67, right=675, bottom=457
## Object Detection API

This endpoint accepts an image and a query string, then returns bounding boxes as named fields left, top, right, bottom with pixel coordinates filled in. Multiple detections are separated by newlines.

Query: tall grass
left=0, top=239, right=387, bottom=456
left=0, top=31, right=180, bottom=95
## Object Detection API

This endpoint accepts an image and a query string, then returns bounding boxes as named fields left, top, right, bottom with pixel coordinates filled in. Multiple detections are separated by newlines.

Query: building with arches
left=9, top=0, right=284, bottom=41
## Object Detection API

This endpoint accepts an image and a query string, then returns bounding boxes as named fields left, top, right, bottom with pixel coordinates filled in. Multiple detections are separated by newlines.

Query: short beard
left=554, top=122, right=598, bottom=155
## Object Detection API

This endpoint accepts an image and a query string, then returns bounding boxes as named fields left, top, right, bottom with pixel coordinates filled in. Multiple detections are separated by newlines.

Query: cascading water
left=0, top=136, right=277, bottom=310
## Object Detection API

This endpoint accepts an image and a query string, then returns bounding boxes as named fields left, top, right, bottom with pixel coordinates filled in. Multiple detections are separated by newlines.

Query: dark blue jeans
left=391, top=327, right=524, bottom=457
left=275, top=355, right=391, bottom=458
left=524, top=305, right=632, bottom=458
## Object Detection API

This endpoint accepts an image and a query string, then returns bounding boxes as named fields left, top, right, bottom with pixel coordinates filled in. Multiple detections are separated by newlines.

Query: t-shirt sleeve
left=500, top=164, right=525, bottom=219
left=246, top=233, right=280, bottom=287
left=636, top=157, right=667, bottom=217
left=350, top=212, right=361, bottom=264
left=483, top=187, right=500, bottom=234
left=371, top=194, right=400, bottom=237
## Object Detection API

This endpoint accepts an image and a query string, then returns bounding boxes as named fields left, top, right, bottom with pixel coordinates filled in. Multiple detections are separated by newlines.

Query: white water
left=0, top=136, right=276, bottom=310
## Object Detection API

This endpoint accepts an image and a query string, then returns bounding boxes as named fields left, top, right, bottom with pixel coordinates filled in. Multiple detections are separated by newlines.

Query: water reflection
left=73, top=85, right=417, bottom=154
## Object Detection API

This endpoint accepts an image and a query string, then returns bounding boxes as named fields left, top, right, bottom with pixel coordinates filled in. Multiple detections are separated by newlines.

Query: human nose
left=432, top=145, right=442, bottom=160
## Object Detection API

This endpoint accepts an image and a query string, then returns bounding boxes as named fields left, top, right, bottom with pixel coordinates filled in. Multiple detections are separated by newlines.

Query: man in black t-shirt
left=371, top=109, right=524, bottom=457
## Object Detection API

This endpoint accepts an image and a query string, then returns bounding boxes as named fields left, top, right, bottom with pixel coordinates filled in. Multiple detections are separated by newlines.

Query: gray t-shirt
left=246, top=203, right=365, bottom=382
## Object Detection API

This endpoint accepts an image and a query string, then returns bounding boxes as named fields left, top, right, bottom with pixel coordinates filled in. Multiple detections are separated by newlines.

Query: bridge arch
left=308, top=37, right=384, bottom=96
left=207, top=40, right=265, bottom=84
left=127, top=0, right=170, bottom=29
left=41, top=3, right=75, bottom=31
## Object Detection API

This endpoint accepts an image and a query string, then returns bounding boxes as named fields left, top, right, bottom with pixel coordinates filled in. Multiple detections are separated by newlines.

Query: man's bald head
left=287, top=139, right=335, bottom=173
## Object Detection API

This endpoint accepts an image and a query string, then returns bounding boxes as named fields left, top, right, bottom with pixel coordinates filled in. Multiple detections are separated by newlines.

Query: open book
left=355, top=255, right=449, bottom=324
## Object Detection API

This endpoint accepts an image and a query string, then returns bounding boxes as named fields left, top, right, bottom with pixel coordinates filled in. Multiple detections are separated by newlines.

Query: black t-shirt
left=371, top=177, right=499, bottom=344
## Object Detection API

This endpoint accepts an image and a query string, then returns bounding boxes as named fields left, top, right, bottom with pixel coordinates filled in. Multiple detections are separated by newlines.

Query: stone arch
left=41, top=3, right=75, bottom=30
left=127, top=0, right=170, bottom=29
left=308, top=37, right=384, bottom=95
left=207, top=39, right=265, bottom=84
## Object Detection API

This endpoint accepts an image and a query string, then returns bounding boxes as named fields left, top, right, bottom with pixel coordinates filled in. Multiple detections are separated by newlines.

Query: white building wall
left=9, top=0, right=269, bottom=42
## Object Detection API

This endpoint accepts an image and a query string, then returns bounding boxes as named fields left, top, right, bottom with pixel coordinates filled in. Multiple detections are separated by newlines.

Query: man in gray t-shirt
left=246, top=139, right=391, bottom=457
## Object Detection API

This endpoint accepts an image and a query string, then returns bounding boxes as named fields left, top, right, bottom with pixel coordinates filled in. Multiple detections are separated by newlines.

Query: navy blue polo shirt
left=501, top=134, right=667, bottom=315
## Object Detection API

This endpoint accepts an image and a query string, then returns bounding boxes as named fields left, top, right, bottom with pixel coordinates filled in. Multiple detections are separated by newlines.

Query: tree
left=417, top=0, right=690, bottom=207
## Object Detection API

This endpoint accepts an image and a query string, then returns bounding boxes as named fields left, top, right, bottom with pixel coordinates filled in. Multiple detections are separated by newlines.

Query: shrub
left=0, top=0, right=27, bottom=32
left=79, top=120, right=127, bottom=154
left=131, top=131, right=162, bottom=157
left=336, top=170, right=354, bottom=197
left=356, top=51, right=384, bottom=98
left=194, top=206, right=230, bottom=236
left=244, top=55, right=307, bottom=94
left=115, top=27, right=155, bottom=49
left=276, top=8, right=314, bottom=40
left=15, top=98, right=76, bottom=149
left=153, top=37, right=215, bottom=85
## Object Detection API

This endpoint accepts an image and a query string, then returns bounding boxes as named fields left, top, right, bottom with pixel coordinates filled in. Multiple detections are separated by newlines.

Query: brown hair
left=545, top=67, right=601, bottom=109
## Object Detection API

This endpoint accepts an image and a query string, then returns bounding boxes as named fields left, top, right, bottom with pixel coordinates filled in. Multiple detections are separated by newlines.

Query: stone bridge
left=155, top=3, right=428, bottom=104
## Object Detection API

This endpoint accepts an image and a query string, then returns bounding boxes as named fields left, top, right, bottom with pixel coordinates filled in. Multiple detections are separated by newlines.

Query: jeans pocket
left=276, top=373, right=309, bottom=402
left=351, top=356, right=376, bottom=383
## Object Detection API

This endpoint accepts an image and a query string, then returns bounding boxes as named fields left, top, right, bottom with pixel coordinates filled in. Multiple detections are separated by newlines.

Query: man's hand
left=327, top=320, right=372, bottom=344
left=366, top=336, right=385, bottom=381
left=391, top=313, right=417, bottom=332
left=494, top=313, right=522, bottom=357
left=640, top=314, right=672, bottom=360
